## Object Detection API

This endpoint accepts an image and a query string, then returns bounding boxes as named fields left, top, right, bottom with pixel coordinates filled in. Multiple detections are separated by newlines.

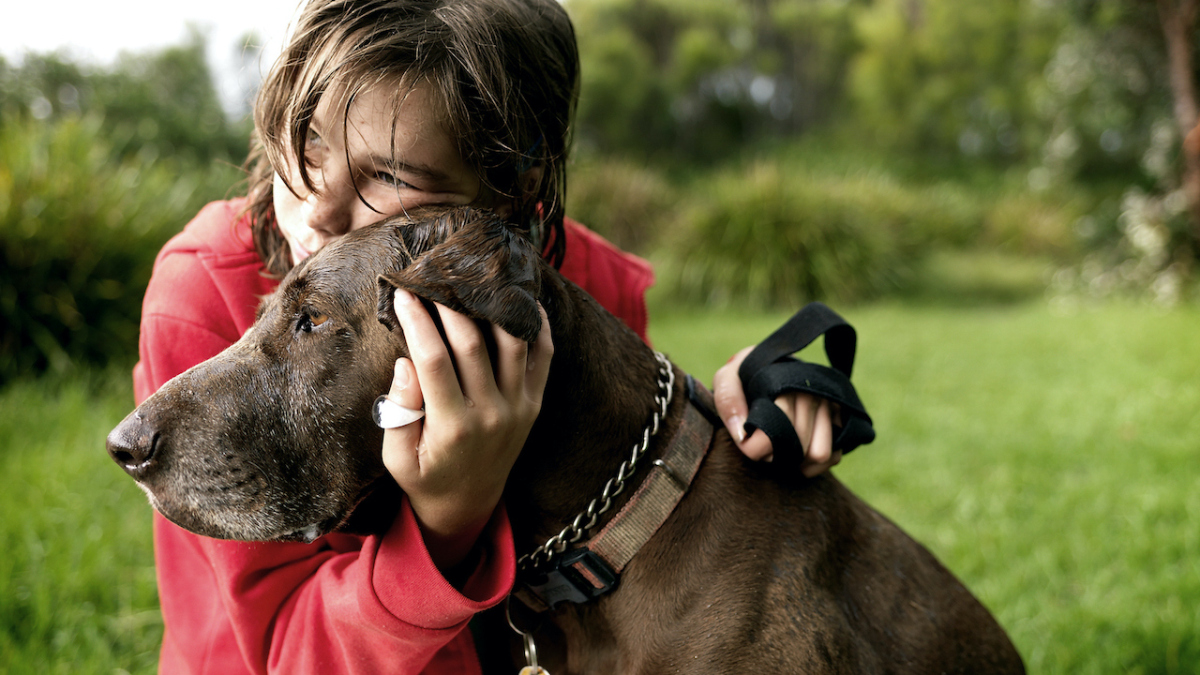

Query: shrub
left=0, top=115, right=241, bottom=382
left=656, top=161, right=958, bottom=307
left=566, top=156, right=676, bottom=254
left=983, top=189, right=1084, bottom=257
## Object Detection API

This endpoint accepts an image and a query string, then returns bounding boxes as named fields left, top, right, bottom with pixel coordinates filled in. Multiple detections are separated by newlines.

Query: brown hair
left=243, top=0, right=579, bottom=276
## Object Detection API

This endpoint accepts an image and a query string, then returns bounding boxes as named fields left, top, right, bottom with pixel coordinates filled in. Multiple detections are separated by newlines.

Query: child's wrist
left=411, top=498, right=495, bottom=575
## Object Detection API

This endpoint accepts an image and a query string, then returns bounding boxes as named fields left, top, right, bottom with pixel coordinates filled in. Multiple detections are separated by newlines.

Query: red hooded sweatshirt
left=133, top=200, right=654, bottom=674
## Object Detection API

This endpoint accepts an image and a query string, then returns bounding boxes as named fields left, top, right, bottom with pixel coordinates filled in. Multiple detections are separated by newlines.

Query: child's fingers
left=434, top=303, right=495, bottom=404
left=380, top=357, right=425, bottom=478
left=794, top=395, right=842, bottom=477
left=802, top=397, right=832, bottom=466
left=714, top=345, right=757, bottom=451
left=384, top=357, right=424, bottom=416
left=714, top=344, right=843, bottom=475
left=491, top=303, right=552, bottom=406
left=392, top=289, right=465, bottom=413
left=524, top=304, right=553, bottom=404
left=490, top=323, right=528, bottom=402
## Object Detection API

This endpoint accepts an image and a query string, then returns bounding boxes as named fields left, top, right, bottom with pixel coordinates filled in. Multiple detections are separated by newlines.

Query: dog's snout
left=107, top=412, right=161, bottom=478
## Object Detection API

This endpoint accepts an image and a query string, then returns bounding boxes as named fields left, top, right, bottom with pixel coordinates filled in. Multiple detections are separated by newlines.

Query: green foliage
left=0, top=35, right=249, bottom=381
left=644, top=131, right=1097, bottom=309
left=0, top=114, right=241, bottom=382
left=1050, top=185, right=1197, bottom=306
left=568, top=0, right=860, bottom=159
left=847, top=0, right=1063, bottom=161
left=1033, top=1, right=1169, bottom=182
left=656, top=156, right=998, bottom=307
left=658, top=162, right=903, bottom=306
left=566, top=156, right=677, bottom=253
left=0, top=30, right=252, bottom=164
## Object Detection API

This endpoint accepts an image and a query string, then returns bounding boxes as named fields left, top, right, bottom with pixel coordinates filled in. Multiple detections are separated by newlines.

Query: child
left=133, top=0, right=843, bottom=672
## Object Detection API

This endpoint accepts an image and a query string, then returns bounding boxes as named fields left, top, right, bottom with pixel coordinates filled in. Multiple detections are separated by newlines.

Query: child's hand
left=381, top=289, right=552, bottom=573
left=713, top=346, right=843, bottom=478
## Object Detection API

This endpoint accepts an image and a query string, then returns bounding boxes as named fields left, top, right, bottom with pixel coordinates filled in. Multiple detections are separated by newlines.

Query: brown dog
left=108, top=207, right=1024, bottom=673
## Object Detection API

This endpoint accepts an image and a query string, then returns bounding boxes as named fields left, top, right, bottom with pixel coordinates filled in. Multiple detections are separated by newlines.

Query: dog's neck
left=503, top=270, right=689, bottom=566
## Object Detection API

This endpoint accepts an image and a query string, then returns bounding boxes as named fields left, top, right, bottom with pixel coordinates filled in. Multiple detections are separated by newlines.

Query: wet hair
left=243, top=0, right=579, bottom=276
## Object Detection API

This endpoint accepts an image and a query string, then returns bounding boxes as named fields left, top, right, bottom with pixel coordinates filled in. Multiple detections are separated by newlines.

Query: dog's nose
left=106, top=412, right=160, bottom=479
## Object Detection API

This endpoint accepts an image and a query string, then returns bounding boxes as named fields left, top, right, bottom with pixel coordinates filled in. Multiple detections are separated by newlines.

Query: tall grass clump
left=0, top=115, right=242, bottom=382
left=658, top=161, right=970, bottom=307
left=566, top=156, right=677, bottom=254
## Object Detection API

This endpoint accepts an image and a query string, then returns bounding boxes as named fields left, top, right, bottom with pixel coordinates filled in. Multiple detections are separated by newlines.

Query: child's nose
left=303, top=175, right=355, bottom=237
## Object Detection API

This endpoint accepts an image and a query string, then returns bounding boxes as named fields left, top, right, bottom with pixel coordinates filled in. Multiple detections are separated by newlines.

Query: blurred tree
left=1034, top=1, right=1167, bottom=183
left=1040, top=0, right=1198, bottom=303
left=567, top=0, right=861, bottom=160
left=0, top=28, right=251, bottom=165
left=847, top=0, right=1063, bottom=162
left=1152, top=0, right=1200, bottom=246
left=0, top=115, right=240, bottom=382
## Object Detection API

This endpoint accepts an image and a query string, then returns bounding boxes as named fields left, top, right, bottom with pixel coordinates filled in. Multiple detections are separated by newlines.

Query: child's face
left=273, top=82, right=496, bottom=265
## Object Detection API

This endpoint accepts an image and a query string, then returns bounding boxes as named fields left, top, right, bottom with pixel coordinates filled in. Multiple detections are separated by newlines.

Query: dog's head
left=107, top=207, right=543, bottom=541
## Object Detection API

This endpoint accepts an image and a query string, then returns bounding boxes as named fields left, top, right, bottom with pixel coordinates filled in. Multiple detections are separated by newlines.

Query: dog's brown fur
left=108, top=207, right=1024, bottom=673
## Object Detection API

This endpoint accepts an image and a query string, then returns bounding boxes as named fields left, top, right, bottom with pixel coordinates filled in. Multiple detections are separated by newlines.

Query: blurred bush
left=656, top=161, right=962, bottom=307
left=0, top=114, right=241, bottom=383
left=566, top=156, right=677, bottom=253
left=983, top=190, right=1085, bottom=256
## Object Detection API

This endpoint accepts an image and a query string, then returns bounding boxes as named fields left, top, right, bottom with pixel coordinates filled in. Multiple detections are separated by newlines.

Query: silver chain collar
left=517, top=351, right=675, bottom=572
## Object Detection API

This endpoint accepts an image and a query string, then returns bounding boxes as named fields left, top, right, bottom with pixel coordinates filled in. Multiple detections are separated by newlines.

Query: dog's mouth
left=275, top=474, right=398, bottom=543
left=139, top=469, right=387, bottom=543
left=281, top=523, right=330, bottom=544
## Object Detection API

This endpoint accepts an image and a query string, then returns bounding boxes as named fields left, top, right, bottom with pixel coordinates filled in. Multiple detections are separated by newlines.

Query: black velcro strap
left=746, top=399, right=803, bottom=464
left=737, top=302, right=875, bottom=469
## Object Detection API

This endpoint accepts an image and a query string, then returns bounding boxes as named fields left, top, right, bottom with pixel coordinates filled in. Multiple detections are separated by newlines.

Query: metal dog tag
left=517, top=630, right=549, bottom=675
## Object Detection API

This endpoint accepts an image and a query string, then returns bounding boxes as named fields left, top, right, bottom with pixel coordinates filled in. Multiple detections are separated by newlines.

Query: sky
left=1, top=0, right=308, bottom=114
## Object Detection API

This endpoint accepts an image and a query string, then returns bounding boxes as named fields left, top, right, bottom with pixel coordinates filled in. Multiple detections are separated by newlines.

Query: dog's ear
left=376, top=217, right=543, bottom=342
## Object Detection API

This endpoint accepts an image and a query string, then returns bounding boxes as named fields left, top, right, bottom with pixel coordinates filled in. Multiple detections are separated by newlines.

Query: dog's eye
left=298, top=312, right=330, bottom=333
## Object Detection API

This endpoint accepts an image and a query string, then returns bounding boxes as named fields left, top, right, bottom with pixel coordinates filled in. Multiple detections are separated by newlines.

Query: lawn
left=2, top=299, right=1197, bottom=673
left=652, top=299, right=1200, bottom=674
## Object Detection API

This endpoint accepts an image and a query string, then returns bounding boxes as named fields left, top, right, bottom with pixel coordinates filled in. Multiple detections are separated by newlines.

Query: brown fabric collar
left=514, top=377, right=718, bottom=612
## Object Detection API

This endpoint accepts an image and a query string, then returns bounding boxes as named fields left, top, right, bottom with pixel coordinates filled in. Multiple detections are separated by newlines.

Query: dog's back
left=374, top=209, right=1025, bottom=673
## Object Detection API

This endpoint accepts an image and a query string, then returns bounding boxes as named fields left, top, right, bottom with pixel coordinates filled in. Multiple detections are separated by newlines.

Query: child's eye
left=373, top=171, right=415, bottom=190
left=303, top=129, right=325, bottom=168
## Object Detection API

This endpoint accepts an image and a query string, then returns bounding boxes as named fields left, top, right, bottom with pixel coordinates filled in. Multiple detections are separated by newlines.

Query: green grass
left=3, top=300, right=1198, bottom=673
left=651, top=298, right=1200, bottom=674
left=0, top=368, right=160, bottom=674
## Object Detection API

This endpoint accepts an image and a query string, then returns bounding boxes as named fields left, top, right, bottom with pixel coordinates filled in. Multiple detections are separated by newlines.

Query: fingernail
left=392, top=359, right=410, bottom=391
left=394, top=288, right=414, bottom=305
left=727, top=415, right=746, bottom=443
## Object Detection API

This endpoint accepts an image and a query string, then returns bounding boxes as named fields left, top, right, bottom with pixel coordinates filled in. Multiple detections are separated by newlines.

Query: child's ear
left=518, top=165, right=545, bottom=202
left=490, top=166, right=544, bottom=220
